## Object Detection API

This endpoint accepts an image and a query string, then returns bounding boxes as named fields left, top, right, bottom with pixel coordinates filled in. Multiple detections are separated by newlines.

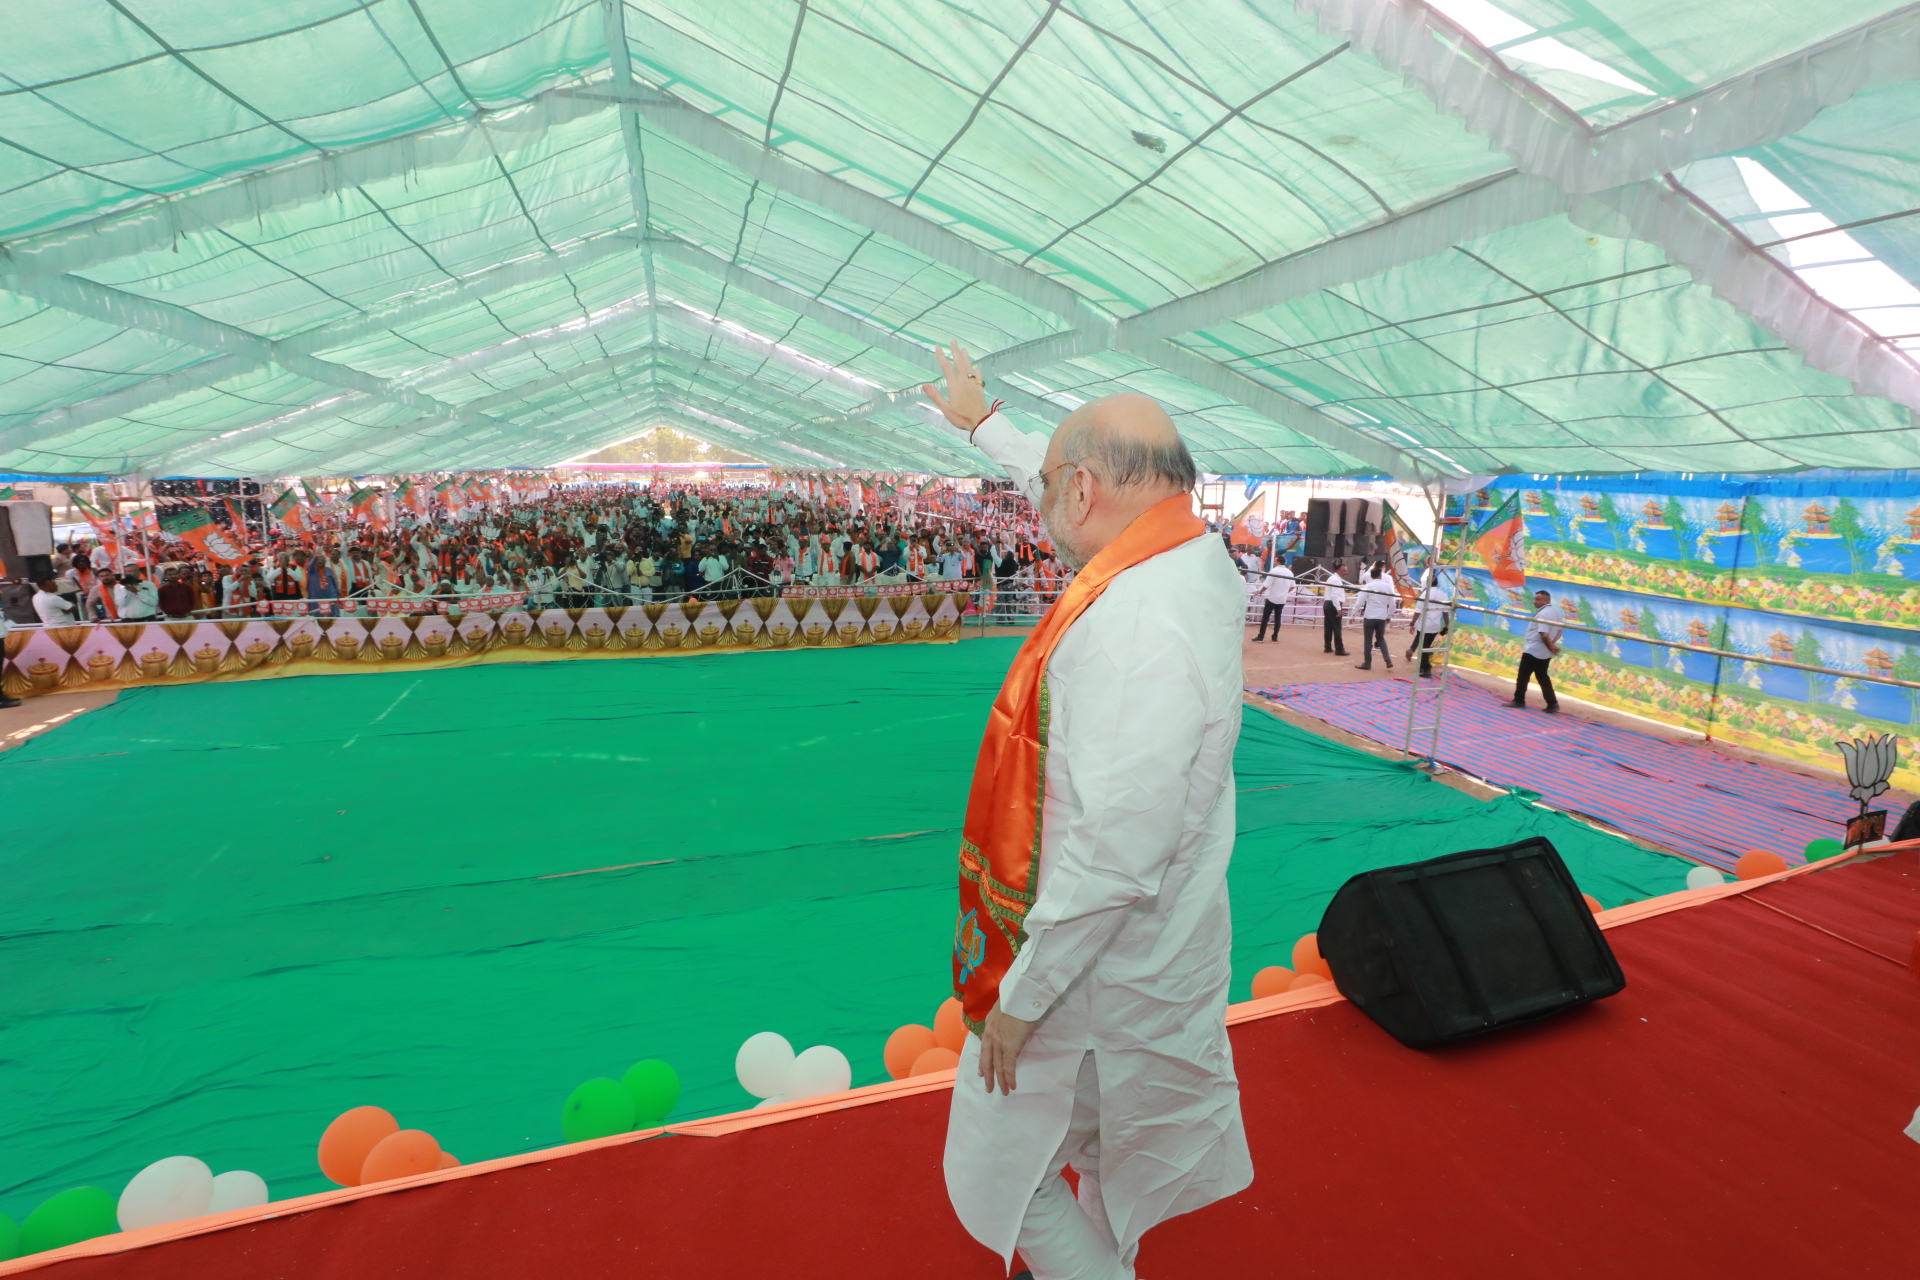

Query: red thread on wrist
left=969, top=401, right=1005, bottom=439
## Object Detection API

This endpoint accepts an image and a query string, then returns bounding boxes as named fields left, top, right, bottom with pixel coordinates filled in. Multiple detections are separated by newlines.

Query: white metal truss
left=1299, top=0, right=1920, bottom=417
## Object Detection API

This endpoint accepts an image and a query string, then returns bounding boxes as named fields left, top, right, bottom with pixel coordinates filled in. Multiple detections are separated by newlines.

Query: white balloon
left=118, top=1156, right=214, bottom=1231
left=735, top=1031, right=796, bottom=1099
left=786, top=1045, right=852, bottom=1101
left=207, top=1170, right=270, bottom=1213
left=1686, top=866, right=1728, bottom=891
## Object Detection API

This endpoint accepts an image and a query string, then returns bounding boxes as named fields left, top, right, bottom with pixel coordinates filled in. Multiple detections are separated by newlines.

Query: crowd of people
left=8, top=478, right=1077, bottom=625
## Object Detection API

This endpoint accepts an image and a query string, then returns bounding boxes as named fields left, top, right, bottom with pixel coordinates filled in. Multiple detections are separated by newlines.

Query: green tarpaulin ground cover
left=0, top=640, right=1691, bottom=1211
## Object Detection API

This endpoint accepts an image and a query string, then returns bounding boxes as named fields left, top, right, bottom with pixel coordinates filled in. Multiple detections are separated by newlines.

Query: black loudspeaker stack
left=1318, top=837, right=1625, bottom=1049
left=1303, top=498, right=1331, bottom=558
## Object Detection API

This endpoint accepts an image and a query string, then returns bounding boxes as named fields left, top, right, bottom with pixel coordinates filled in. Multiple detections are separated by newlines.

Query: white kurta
left=944, top=413, right=1253, bottom=1265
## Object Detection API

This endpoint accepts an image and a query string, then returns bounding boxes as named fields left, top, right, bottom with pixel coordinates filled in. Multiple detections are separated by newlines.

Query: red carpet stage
left=11, top=851, right=1919, bottom=1280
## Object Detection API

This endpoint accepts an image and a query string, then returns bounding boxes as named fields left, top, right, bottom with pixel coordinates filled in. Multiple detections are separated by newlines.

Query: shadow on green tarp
left=0, top=639, right=1691, bottom=1212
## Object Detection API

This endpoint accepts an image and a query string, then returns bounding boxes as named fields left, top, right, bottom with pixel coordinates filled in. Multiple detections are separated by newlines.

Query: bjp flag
left=1226, top=491, right=1263, bottom=547
left=1471, top=492, right=1527, bottom=590
left=269, top=487, right=309, bottom=537
left=160, top=507, right=248, bottom=565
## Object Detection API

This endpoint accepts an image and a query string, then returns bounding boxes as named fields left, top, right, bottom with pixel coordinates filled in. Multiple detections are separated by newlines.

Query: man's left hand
left=978, top=1003, right=1037, bottom=1096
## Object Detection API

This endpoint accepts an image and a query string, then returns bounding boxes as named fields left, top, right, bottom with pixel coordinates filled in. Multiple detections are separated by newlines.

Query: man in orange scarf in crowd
left=924, top=344, right=1252, bottom=1279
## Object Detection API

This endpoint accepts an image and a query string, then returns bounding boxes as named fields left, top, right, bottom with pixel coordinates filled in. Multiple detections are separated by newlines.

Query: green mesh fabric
left=1, top=2, right=1915, bottom=479
left=0, top=639, right=1690, bottom=1212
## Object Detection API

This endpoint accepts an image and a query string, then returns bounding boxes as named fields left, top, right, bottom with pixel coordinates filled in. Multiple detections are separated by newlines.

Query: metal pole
left=137, top=479, right=154, bottom=569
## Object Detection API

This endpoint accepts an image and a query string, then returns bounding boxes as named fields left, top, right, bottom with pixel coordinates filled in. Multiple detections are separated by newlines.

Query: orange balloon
left=884, top=1024, right=939, bottom=1080
left=360, top=1130, right=442, bottom=1184
left=1735, top=850, right=1790, bottom=881
left=1291, top=934, right=1322, bottom=973
left=318, top=1106, right=398, bottom=1187
left=437, top=1152, right=461, bottom=1171
left=1581, top=893, right=1602, bottom=914
left=1250, top=966, right=1296, bottom=999
left=909, top=1047, right=961, bottom=1076
left=1288, top=972, right=1330, bottom=991
left=933, top=998, right=968, bottom=1053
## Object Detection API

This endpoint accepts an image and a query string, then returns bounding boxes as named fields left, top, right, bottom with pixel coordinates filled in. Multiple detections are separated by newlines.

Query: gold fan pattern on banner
left=0, top=595, right=964, bottom=700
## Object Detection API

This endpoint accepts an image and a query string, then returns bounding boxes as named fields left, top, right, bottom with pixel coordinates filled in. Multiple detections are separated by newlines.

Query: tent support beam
left=1299, top=0, right=1920, bottom=419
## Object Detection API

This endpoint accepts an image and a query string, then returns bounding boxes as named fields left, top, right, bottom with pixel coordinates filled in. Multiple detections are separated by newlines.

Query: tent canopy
left=2, top=1, right=1919, bottom=480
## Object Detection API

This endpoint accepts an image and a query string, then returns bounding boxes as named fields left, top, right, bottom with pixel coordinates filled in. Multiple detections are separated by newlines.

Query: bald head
left=1051, top=393, right=1197, bottom=494
left=1038, top=392, right=1197, bottom=570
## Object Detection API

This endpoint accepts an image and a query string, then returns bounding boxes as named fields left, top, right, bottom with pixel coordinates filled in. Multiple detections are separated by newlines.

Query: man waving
left=925, top=345, right=1252, bottom=1279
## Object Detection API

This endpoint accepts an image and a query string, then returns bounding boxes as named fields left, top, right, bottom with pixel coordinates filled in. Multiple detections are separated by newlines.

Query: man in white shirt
left=1250, top=559, right=1294, bottom=642
left=114, top=568, right=159, bottom=620
left=1320, top=566, right=1349, bottom=656
left=32, top=578, right=77, bottom=625
left=1413, top=572, right=1453, bottom=678
left=698, top=549, right=730, bottom=596
left=924, top=343, right=1250, bottom=1280
left=1508, top=588, right=1564, bottom=712
left=1353, top=561, right=1397, bottom=671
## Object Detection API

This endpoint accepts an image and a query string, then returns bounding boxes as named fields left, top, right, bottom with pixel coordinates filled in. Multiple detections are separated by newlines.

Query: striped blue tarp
left=1252, top=677, right=1903, bottom=871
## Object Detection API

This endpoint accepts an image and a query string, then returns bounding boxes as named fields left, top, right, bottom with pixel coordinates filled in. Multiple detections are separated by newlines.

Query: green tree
left=1738, top=496, right=1772, bottom=566
left=1597, top=492, right=1629, bottom=549
left=1793, top=629, right=1824, bottom=668
left=1663, top=496, right=1697, bottom=561
left=1639, top=604, right=1665, bottom=642
left=1577, top=597, right=1600, bottom=628
left=1832, top=497, right=1869, bottom=574
left=1535, top=490, right=1567, bottom=541
left=1895, top=648, right=1920, bottom=722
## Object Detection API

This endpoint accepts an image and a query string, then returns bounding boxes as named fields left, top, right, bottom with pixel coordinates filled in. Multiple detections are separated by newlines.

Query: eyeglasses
left=1037, top=459, right=1083, bottom=494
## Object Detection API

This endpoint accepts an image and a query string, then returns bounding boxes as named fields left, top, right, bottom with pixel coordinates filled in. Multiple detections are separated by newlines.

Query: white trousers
left=1017, top=1053, right=1134, bottom=1280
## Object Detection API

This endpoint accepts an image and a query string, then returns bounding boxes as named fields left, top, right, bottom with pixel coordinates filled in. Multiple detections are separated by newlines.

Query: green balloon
left=0, top=1213, right=18, bottom=1262
left=623, top=1059, right=681, bottom=1127
left=561, top=1077, right=635, bottom=1143
left=1804, top=838, right=1846, bottom=862
left=19, top=1188, right=116, bottom=1256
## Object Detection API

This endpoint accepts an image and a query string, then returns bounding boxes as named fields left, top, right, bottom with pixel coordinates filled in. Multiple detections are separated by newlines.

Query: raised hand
left=922, top=341, right=992, bottom=434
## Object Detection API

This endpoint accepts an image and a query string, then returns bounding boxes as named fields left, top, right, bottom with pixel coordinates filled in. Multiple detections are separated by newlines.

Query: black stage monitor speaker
left=1318, top=837, right=1624, bottom=1049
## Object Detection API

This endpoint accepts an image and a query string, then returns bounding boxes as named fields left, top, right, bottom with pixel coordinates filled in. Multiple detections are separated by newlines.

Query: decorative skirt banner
left=1, top=594, right=969, bottom=700
left=1447, top=566, right=1920, bottom=792
left=1483, top=474, right=1920, bottom=629
left=780, top=579, right=975, bottom=600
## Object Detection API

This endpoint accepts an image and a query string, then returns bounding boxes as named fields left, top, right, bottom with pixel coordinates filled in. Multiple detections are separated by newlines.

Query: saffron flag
left=69, top=489, right=111, bottom=521
left=349, top=486, right=389, bottom=531
left=1226, top=491, right=1264, bottom=546
left=69, top=491, right=130, bottom=566
left=269, top=487, right=309, bottom=539
left=223, top=495, right=248, bottom=531
left=1471, top=492, right=1527, bottom=590
left=436, top=479, right=465, bottom=512
left=160, top=507, right=248, bottom=565
left=0, top=485, right=14, bottom=501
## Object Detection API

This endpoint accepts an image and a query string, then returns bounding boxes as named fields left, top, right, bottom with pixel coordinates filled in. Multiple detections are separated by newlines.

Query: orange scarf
left=953, top=493, right=1204, bottom=1027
